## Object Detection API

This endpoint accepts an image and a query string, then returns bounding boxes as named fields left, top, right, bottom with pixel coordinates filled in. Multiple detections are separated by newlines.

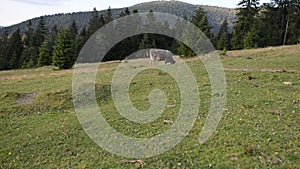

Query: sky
left=0, top=0, right=270, bottom=27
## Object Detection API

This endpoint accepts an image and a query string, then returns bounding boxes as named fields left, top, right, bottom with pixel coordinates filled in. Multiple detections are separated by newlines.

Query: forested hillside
left=0, top=1, right=236, bottom=35
left=130, top=1, right=236, bottom=33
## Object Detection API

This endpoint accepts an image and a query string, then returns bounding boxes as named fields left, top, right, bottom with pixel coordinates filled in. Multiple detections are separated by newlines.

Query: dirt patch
left=16, top=93, right=37, bottom=105
left=224, top=68, right=295, bottom=73
left=1, top=70, right=73, bottom=81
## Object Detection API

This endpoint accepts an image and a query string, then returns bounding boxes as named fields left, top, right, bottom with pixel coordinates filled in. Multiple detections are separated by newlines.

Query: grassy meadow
left=0, top=45, right=299, bottom=168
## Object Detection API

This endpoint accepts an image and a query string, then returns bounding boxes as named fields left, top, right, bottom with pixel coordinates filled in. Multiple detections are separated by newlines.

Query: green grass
left=0, top=45, right=299, bottom=168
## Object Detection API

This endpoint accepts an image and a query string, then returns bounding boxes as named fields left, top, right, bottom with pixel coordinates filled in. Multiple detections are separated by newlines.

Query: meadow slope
left=0, top=45, right=299, bottom=168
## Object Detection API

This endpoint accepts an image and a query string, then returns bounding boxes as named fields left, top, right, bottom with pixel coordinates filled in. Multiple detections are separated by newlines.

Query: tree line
left=231, top=0, right=300, bottom=50
left=0, top=0, right=299, bottom=70
left=181, top=0, right=300, bottom=53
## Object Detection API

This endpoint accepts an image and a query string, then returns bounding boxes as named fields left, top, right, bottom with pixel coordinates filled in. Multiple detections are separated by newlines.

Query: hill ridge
left=0, top=1, right=236, bottom=35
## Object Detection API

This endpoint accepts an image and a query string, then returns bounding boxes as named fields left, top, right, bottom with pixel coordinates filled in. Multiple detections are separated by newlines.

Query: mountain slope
left=0, top=1, right=236, bottom=35
left=130, top=1, right=236, bottom=33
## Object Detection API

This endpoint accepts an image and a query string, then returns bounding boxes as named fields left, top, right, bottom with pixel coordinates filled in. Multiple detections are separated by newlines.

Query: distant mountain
left=0, top=1, right=236, bottom=36
left=130, top=1, right=236, bottom=33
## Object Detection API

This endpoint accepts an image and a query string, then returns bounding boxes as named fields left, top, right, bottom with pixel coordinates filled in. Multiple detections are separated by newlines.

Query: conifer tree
left=100, top=15, right=105, bottom=27
left=139, top=34, right=151, bottom=50
left=23, top=20, right=34, bottom=48
left=38, top=40, right=52, bottom=66
left=191, top=7, right=213, bottom=39
left=77, top=26, right=88, bottom=53
left=49, top=25, right=58, bottom=51
left=231, top=0, right=260, bottom=49
left=52, top=29, right=76, bottom=69
left=8, top=29, right=24, bottom=69
left=87, top=8, right=103, bottom=36
left=287, top=7, right=300, bottom=44
left=272, top=0, right=300, bottom=45
left=145, top=10, right=156, bottom=30
left=108, top=8, right=140, bottom=60
left=257, top=0, right=300, bottom=46
left=105, top=7, right=113, bottom=24
left=69, top=20, right=78, bottom=40
left=177, top=17, right=197, bottom=57
left=119, top=11, right=126, bottom=18
left=256, top=4, right=282, bottom=47
left=178, top=7, right=213, bottom=57
left=21, top=17, right=48, bottom=68
left=243, top=27, right=258, bottom=49
left=144, top=10, right=158, bottom=49
left=21, top=21, right=37, bottom=68
left=124, top=7, right=131, bottom=16
left=0, top=30, right=9, bottom=70
left=177, top=15, right=192, bottom=57
left=132, top=9, right=138, bottom=14
left=217, top=19, right=231, bottom=50
left=34, top=25, right=58, bottom=68
left=35, top=16, right=48, bottom=47
left=68, top=20, right=79, bottom=60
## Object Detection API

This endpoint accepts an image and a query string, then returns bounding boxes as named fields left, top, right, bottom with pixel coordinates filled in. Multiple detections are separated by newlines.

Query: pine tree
left=21, top=21, right=37, bottom=68
left=22, top=16, right=48, bottom=68
left=171, top=18, right=184, bottom=54
left=119, top=11, right=125, bottom=18
left=77, top=26, right=88, bottom=53
left=35, top=16, right=48, bottom=47
left=119, top=7, right=130, bottom=18
left=177, top=16, right=197, bottom=57
left=155, top=21, right=174, bottom=50
left=0, top=30, right=9, bottom=70
left=271, top=0, right=300, bottom=45
left=21, top=47, right=39, bottom=68
left=177, top=15, right=193, bottom=57
left=105, top=7, right=113, bottom=24
left=69, top=20, right=78, bottom=40
left=99, top=15, right=105, bottom=27
left=8, top=29, right=24, bottom=69
left=256, top=4, right=282, bottom=47
left=38, top=40, right=52, bottom=66
left=287, top=4, right=300, bottom=44
left=133, top=9, right=138, bottom=14
left=217, top=19, right=231, bottom=50
left=243, top=27, right=258, bottom=49
left=144, top=10, right=158, bottom=49
left=145, top=10, right=156, bottom=30
left=23, top=20, right=34, bottom=47
left=87, top=8, right=103, bottom=36
left=191, top=7, right=213, bottom=39
left=52, top=29, right=76, bottom=69
left=33, top=25, right=58, bottom=68
left=177, top=42, right=195, bottom=57
left=124, top=7, right=131, bottom=16
left=49, top=25, right=58, bottom=51
left=231, top=0, right=260, bottom=49
left=139, top=34, right=151, bottom=50
left=107, top=8, right=143, bottom=61
left=177, top=7, right=213, bottom=57
left=68, top=20, right=79, bottom=61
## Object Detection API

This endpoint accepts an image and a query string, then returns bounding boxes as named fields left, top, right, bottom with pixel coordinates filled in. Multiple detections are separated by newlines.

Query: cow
left=147, top=49, right=176, bottom=65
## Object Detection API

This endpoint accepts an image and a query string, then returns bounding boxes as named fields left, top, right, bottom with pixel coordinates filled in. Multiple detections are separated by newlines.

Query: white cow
left=147, top=49, right=176, bottom=64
